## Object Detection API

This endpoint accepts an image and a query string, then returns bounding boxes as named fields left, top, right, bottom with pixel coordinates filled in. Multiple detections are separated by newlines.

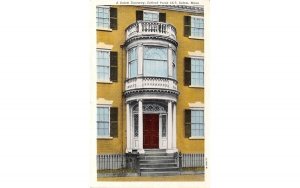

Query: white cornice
left=97, top=98, right=113, bottom=105
left=138, top=5, right=204, bottom=14
left=97, top=42, right=113, bottom=50
left=189, top=101, right=205, bottom=108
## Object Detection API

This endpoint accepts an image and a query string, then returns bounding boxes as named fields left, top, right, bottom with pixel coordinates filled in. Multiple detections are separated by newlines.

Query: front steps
left=139, top=149, right=179, bottom=176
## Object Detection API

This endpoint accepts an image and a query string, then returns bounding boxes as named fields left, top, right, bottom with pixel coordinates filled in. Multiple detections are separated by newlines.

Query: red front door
left=143, top=114, right=159, bottom=149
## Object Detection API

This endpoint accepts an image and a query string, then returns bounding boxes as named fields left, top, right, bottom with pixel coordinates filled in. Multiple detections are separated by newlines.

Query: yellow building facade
left=95, top=5, right=205, bottom=174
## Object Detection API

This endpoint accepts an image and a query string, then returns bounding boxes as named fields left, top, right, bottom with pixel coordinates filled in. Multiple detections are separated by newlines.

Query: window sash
left=191, top=110, right=204, bottom=137
left=191, top=17, right=204, bottom=37
left=97, top=50, right=110, bottom=81
left=143, top=12, right=159, bottom=22
left=128, top=47, right=138, bottom=78
left=97, top=107, right=110, bottom=137
left=143, top=46, right=168, bottom=77
left=96, top=7, right=110, bottom=28
left=191, top=58, right=204, bottom=86
left=144, top=60, right=168, bottom=77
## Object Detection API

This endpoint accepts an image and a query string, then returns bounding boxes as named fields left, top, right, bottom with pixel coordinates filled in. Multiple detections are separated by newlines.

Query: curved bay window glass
left=128, top=47, right=137, bottom=78
left=172, top=50, right=176, bottom=79
left=144, top=46, right=168, bottom=77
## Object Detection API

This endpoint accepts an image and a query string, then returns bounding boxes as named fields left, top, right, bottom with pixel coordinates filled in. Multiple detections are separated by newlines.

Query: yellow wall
left=97, top=6, right=204, bottom=154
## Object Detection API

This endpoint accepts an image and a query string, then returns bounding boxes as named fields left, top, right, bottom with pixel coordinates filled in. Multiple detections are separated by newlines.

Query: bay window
left=143, top=46, right=168, bottom=77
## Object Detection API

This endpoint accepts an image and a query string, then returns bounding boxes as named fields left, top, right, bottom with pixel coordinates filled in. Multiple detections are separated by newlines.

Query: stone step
left=144, top=149, right=166, bottom=153
left=142, top=152, right=173, bottom=156
left=140, top=166, right=179, bottom=172
left=141, top=171, right=180, bottom=176
left=139, top=159, right=176, bottom=164
left=140, top=163, right=178, bottom=168
left=140, top=155, right=174, bottom=160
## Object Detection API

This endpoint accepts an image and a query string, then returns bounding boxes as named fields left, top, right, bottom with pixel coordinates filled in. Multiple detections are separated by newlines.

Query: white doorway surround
left=126, top=100, right=178, bottom=154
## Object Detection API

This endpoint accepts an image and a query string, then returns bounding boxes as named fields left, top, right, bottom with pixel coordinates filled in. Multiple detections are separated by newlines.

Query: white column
left=168, top=45, right=173, bottom=77
left=138, top=100, right=144, bottom=154
left=126, top=103, right=132, bottom=153
left=172, top=103, right=178, bottom=151
left=137, top=44, right=143, bottom=76
left=126, top=50, right=129, bottom=79
left=167, top=101, right=173, bottom=153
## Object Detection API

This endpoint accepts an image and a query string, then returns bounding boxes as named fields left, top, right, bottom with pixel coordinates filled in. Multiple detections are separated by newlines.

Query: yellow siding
left=97, top=6, right=204, bottom=154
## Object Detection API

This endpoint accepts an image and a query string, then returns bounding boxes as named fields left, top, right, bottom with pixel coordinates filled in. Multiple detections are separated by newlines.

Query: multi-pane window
left=191, top=110, right=204, bottom=137
left=191, top=17, right=204, bottom=38
left=144, top=46, right=168, bottom=77
left=97, top=107, right=110, bottom=137
left=128, top=47, right=137, bottom=78
left=97, top=50, right=110, bottom=81
left=191, top=58, right=204, bottom=86
left=134, top=114, right=138, bottom=137
left=161, top=115, right=167, bottom=137
left=96, top=7, right=110, bottom=29
left=143, top=11, right=159, bottom=22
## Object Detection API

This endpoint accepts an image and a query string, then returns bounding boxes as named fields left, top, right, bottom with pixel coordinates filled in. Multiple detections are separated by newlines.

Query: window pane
left=97, top=107, right=109, bottom=137
left=97, top=50, right=110, bottom=81
left=143, top=46, right=168, bottom=77
left=144, top=60, right=167, bottom=77
left=191, top=58, right=204, bottom=86
left=144, top=47, right=167, bottom=60
left=129, top=60, right=137, bottom=78
left=144, top=12, right=159, bottom=22
left=96, top=7, right=110, bottom=29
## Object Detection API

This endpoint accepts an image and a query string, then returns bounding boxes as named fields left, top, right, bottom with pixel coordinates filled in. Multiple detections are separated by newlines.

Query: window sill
left=189, top=136, right=205, bottom=140
left=189, top=85, right=204, bottom=88
left=97, top=80, right=113, bottom=84
left=96, top=28, right=112, bottom=32
left=97, top=137, right=113, bottom=140
left=189, top=36, right=204, bottom=40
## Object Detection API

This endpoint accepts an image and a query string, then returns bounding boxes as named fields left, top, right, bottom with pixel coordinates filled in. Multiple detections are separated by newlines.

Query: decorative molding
left=188, top=50, right=204, bottom=57
left=188, top=101, right=205, bottom=108
left=133, top=103, right=167, bottom=113
left=139, top=5, right=204, bottom=14
left=97, top=98, right=113, bottom=105
left=124, top=88, right=179, bottom=98
left=97, top=42, right=113, bottom=50
left=124, top=35, right=178, bottom=47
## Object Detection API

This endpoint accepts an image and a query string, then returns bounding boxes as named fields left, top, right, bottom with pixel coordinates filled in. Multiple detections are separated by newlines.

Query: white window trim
left=189, top=108, right=205, bottom=140
left=96, top=6, right=112, bottom=31
left=97, top=105, right=111, bottom=139
left=190, top=15, right=204, bottom=39
left=143, top=10, right=159, bottom=14
left=189, top=36, right=204, bottom=40
left=96, top=49, right=111, bottom=83
left=190, top=56, right=204, bottom=87
left=189, top=136, right=205, bottom=140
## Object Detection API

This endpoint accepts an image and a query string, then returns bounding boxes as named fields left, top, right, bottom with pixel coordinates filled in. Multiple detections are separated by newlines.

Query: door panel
left=143, top=114, right=159, bottom=148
